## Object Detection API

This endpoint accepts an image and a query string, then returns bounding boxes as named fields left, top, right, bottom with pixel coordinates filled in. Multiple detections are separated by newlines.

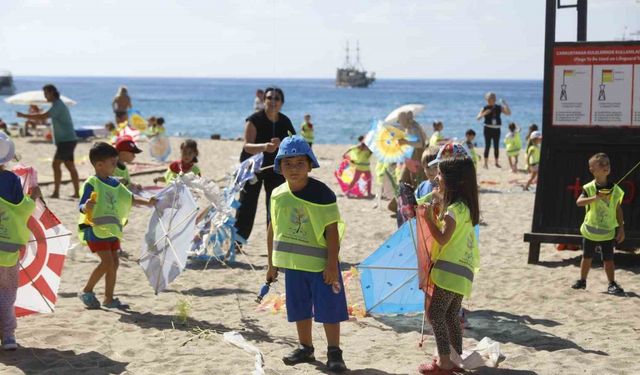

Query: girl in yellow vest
left=343, top=135, right=373, bottom=197
left=300, top=114, right=314, bottom=147
left=572, top=153, right=625, bottom=294
left=79, top=142, right=156, bottom=309
left=523, top=131, right=542, bottom=191
left=504, top=122, right=522, bottom=174
left=0, top=133, right=40, bottom=350
left=266, top=135, right=348, bottom=372
left=418, top=156, right=480, bottom=374
left=153, top=139, right=201, bottom=185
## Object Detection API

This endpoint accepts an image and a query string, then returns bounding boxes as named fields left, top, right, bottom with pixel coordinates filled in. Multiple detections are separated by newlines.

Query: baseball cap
left=428, top=143, right=471, bottom=167
left=530, top=131, right=542, bottom=139
left=115, top=137, right=143, bottom=153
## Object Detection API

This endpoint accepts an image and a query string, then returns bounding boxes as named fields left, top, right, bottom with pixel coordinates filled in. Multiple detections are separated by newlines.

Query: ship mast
left=356, top=41, right=361, bottom=68
left=345, top=41, right=351, bottom=68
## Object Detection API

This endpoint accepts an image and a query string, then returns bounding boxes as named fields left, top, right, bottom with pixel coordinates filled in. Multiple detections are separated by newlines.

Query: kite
left=128, top=109, right=148, bottom=131
left=366, top=121, right=415, bottom=164
left=12, top=165, right=71, bottom=317
left=140, top=180, right=198, bottom=294
left=334, top=158, right=371, bottom=198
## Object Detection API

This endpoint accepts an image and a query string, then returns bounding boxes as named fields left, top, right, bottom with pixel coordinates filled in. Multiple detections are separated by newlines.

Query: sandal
left=103, top=298, right=129, bottom=309
left=418, top=361, right=454, bottom=374
left=79, top=292, right=100, bottom=309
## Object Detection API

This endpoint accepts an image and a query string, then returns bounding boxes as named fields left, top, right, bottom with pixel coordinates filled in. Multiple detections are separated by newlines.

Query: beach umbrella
left=365, top=121, right=414, bottom=164
left=4, top=90, right=76, bottom=106
left=128, top=109, right=148, bottom=131
left=149, top=134, right=172, bottom=162
left=139, top=179, right=198, bottom=294
left=12, top=166, right=71, bottom=317
left=384, top=104, right=425, bottom=124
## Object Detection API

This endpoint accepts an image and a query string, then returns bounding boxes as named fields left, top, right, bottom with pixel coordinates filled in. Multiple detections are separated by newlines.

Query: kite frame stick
left=357, top=266, right=418, bottom=271
left=152, top=182, right=182, bottom=294
left=615, top=159, right=640, bottom=186
left=365, top=273, right=418, bottom=314
left=18, top=261, right=55, bottom=314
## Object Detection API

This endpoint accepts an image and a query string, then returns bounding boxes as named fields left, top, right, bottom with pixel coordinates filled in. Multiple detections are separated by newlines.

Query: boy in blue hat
left=266, top=135, right=348, bottom=372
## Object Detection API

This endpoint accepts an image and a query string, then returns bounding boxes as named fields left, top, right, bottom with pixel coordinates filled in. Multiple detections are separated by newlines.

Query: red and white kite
left=12, top=165, right=71, bottom=317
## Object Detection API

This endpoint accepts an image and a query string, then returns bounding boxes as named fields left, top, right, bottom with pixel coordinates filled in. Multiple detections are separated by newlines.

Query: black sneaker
left=607, top=281, right=625, bottom=295
left=571, top=279, right=586, bottom=290
left=282, top=344, right=315, bottom=365
left=326, top=346, right=348, bottom=372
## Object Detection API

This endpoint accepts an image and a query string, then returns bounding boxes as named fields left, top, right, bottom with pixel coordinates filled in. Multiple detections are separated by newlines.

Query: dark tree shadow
left=465, top=309, right=607, bottom=355
left=165, top=287, right=252, bottom=297
left=0, top=347, right=128, bottom=375
left=372, top=314, right=428, bottom=334
left=538, top=252, right=640, bottom=274
left=310, top=361, right=409, bottom=375
left=116, top=309, right=296, bottom=345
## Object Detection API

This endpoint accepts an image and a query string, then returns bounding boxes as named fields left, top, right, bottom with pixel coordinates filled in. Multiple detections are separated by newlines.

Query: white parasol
left=4, top=90, right=77, bottom=106
left=384, top=104, right=425, bottom=124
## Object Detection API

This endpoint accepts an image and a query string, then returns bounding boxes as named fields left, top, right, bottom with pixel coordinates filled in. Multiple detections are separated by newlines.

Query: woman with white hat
left=0, top=133, right=41, bottom=351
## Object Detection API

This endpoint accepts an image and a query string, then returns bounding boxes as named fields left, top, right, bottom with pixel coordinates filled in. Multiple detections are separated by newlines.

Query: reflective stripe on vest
left=433, top=260, right=474, bottom=283
left=0, top=241, right=22, bottom=253
left=583, top=224, right=612, bottom=235
left=274, top=241, right=328, bottom=258
left=78, top=176, right=132, bottom=240
left=93, top=216, right=123, bottom=229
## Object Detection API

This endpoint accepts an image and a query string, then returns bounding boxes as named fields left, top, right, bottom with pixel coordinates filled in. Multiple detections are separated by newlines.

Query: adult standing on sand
left=112, top=86, right=132, bottom=124
left=235, top=87, right=296, bottom=249
left=17, top=84, right=80, bottom=198
left=476, top=91, right=511, bottom=169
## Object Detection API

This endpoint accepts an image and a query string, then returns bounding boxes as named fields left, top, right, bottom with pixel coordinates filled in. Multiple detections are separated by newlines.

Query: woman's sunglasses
left=265, top=96, right=282, bottom=102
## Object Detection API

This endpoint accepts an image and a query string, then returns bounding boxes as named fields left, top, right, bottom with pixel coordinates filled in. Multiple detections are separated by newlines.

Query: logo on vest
left=0, top=209, right=8, bottom=238
left=284, top=207, right=310, bottom=242
left=459, top=232, right=475, bottom=268
left=105, top=191, right=117, bottom=213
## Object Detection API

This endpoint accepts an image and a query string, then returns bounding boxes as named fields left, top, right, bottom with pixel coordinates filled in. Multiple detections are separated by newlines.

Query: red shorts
left=87, top=240, right=121, bottom=253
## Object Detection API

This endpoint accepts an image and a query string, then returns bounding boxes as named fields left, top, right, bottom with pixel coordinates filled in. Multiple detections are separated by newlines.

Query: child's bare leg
left=514, top=156, right=519, bottom=172
left=580, top=257, right=593, bottom=280
left=323, top=323, right=340, bottom=347
left=296, top=319, right=313, bottom=347
left=103, top=250, right=118, bottom=304
left=603, top=260, right=615, bottom=282
left=83, top=251, right=113, bottom=294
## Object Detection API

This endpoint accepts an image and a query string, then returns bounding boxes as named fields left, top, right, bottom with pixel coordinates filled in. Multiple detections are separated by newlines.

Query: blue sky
left=0, top=0, right=637, bottom=79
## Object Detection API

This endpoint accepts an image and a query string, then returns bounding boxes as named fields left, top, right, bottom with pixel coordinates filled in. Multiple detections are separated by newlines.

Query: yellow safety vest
left=505, top=131, right=522, bottom=156
left=78, top=176, right=132, bottom=240
left=270, top=182, right=345, bottom=272
left=300, top=122, right=314, bottom=143
left=164, top=165, right=201, bottom=184
left=527, top=145, right=540, bottom=166
left=348, top=147, right=371, bottom=172
left=429, top=131, right=443, bottom=147
left=113, top=163, right=131, bottom=187
left=580, top=181, right=624, bottom=241
left=0, top=195, right=35, bottom=267
left=430, top=201, right=479, bottom=298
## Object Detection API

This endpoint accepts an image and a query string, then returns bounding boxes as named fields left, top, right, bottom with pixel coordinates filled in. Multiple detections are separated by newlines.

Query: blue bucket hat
left=273, top=135, right=320, bottom=174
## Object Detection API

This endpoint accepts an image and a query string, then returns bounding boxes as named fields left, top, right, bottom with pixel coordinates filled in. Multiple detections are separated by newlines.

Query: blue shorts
left=284, top=267, right=349, bottom=324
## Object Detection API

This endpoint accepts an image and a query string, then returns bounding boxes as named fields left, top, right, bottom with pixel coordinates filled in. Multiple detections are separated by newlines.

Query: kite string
left=616, top=159, right=640, bottom=185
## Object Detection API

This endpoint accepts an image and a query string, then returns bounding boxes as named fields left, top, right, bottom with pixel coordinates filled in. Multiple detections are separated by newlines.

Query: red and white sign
left=552, top=44, right=640, bottom=127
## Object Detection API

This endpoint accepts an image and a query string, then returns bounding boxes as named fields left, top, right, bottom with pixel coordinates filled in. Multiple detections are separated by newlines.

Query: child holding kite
left=79, top=142, right=156, bottom=309
left=154, top=139, right=201, bottom=185
left=571, top=153, right=625, bottom=295
left=0, top=133, right=41, bottom=350
left=265, top=135, right=348, bottom=372
left=342, top=135, right=373, bottom=197
left=418, top=156, right=480, bottom=374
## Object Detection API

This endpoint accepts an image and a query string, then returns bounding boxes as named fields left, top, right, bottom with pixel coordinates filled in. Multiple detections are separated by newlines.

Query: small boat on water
left=336, top=42, right=375, bottom=88
left=0, top=71, right=16, bottom=96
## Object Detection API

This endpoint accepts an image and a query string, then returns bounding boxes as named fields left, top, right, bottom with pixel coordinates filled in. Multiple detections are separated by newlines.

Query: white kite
left=139, top=179, right=198, bottom=294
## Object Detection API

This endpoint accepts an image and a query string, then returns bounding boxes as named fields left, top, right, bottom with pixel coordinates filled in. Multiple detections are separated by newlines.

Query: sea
left=0, top=77, right=542, bottom=146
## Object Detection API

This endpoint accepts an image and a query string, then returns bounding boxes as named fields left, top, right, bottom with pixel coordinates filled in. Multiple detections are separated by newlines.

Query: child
left=0, top=133, right=40, bottom=350
left=464, top=129, right=480, bottom=169
left=104, top=122, right=117, bottom=140
left=523, top=131, right=541, bottom=191
left=343, top=135, right=372, bottom=197
left=300, top=114, right=314, bottom=148
left=524, top=124, right=538, bottom=169
left=504, top=123, right=522, bottom=174
left=154, top=139, right=201, bottom=184
left=415, top=146, right=439, bottom=203
left=78, top=142, right=155, bottom=309
left=418, top=156, right=480, bottom=374
left=429, top=121, right=448, bottom=147
left=114, top=137, right=143, bottom=192
left=266, top=135, right=348, bottom=372
left=572, top=153, right=625, bottom=295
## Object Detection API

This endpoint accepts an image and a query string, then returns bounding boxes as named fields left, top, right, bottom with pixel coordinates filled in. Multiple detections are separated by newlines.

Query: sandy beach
left=1, top=135, right=638, bottom=375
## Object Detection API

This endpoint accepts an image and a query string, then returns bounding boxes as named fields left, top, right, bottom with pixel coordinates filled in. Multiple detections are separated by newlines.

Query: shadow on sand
left=537, top=251, right=640, bottom=275
left=0, top=347, right=128, bottom=375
